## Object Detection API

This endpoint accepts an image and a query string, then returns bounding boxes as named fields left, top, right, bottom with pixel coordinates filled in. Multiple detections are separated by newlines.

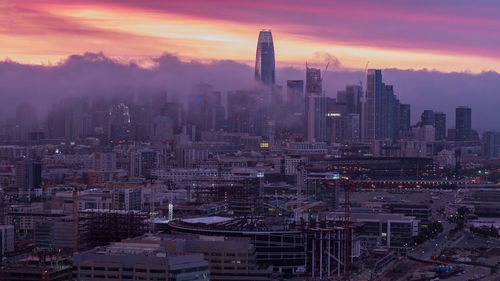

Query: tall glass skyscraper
left=365, top=69, right=401, bottom=141
left=255, top=30, right=275, bottom=86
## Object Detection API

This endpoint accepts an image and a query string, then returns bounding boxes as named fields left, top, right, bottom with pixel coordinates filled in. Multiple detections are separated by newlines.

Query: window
left=135, top=268, right=147, bottom=273
left=149, top=269, right=165, bottom=274
left=94, top=267, right=105, bottom=271
left=226, top=253, right=235, bottom=256
left=108, top=267, right=120, bottom=271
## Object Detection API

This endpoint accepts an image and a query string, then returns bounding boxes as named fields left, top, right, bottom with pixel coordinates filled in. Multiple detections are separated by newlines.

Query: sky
left=2, top=0, right=500, bottom=72
left=1, top=0, right=500, bottom=132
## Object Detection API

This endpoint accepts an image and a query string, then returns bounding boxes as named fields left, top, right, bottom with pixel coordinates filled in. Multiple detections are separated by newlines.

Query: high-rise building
left=364, top=70, right=401, bottom=141
left=161, top=101, right=185, bottom=134
left=483, top=131, right=500, bottom=159
left=434, top=112, right=446, bottom=141
left=399, top=104, right=411, bottom=133
left=421, top=110, right=435, bottom=126
left=130, top=149, right=162, bottom=179
left=305, top=67, right=326, bottom=142
left=287, top=80, right=304, bottom=113
left=456, top=106, right=472, bottom=141
left=187, top=83, right=224, bottom=141
left=108, top=103, right=132, bottom=145
left=385, top=85, right=400, bottom=141
left=255, top=30, right=275, bottom=86
left=364, top=69, right=382, bottom=141
left=227, top=90, right=260, bottom=135
left=337, top=85, right=363, bottom=114
left=306, top=67, right=322, bottom=95
left=15, top=158, right=41, bottom=201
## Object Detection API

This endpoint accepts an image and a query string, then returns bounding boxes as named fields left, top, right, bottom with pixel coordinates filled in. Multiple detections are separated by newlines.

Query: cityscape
left=1, top=1, right=500, bottom=281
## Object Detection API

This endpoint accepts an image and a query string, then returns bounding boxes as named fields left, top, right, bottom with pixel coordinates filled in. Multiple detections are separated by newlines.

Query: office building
left=399, top=104, right=411, bottom=135
left=255, top=30, right=275, bottom=86
left=420, top=110, right=435, bottom=126
left=108, top=103, right=132, bottom=144
left=337, top=85, right=363, bottom=114
left=15, top=158, right=41, bottom=201
left=306, top=67, right=326, bottom=142
left=364, top=70, right=401, bottom=141
left=364, top=69, right=381, bottom=141
left=434, top=112, right=446, bottom=141
left=483, top=131, right=500, bottom=159
left=130, top=149, right=162, bottom=179
left=456, top=106, right=472, bottom=141
left=187, top=83, right=224, bottom=140
left=73, top=242, right=209, bottom=281
left=287, top=80, right=304, bottom=114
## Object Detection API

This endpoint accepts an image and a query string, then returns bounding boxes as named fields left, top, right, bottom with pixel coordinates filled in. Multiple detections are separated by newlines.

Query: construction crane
left=358, top=61, right=369, bottom=88
left=324, top=179, right=352, bottom=279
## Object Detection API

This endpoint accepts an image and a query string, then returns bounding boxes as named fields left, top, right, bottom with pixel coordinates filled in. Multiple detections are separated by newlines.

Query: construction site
left=78, top=209, right=149, bottom=250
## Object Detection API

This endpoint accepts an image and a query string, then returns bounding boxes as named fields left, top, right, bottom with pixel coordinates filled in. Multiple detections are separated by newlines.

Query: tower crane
left=358, top=61, right=369, bottom=88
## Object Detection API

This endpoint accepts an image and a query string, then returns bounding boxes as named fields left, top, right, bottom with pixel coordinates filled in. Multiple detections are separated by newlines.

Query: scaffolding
left=190, top=178, right=258, bottom=216
left=79, top=210, right=148, bottom=249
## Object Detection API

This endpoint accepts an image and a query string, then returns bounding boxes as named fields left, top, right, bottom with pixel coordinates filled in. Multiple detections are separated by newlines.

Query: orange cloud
left=2, top=1, right=500, bottom=73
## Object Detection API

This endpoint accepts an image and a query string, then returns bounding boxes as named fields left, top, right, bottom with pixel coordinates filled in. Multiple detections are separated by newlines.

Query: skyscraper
left=187, top=83, right=224, bottom=140
left=287, top=80, right=304, bottom=113
left=337, top=85, right=363, bottom=114
left=434, top=112, right=446, bottom=141
left=364, top=70, right=401, bottom=141
left=255, top=30, right=275, bottom=86
left=305, top=67, right=326, bottom=142
left=399, top=104, right=411, bottom=133
left=364, top=69, right=382, bottom=141
left=456, top=106, right=472, bottom=141
left=306, top=67, right=322, bottom=95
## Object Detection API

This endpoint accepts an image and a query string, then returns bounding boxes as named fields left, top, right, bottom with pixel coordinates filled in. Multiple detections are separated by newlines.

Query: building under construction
left=78, top=209, right=149, bottom=250
left=166, top=216, right=360, bottom=279
left=305, top=226, right=360, bottom=279
left=189, top=177, right=259, bottom=216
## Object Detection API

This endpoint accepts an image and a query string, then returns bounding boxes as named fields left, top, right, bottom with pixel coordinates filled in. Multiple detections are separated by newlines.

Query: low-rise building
left=73, top=242, right=209, bottom=281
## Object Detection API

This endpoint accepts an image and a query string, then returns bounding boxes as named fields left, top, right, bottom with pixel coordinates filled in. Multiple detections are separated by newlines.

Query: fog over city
left=2, top=1, right=500, bottom=280
left=1, top=52, right=499, bottom=132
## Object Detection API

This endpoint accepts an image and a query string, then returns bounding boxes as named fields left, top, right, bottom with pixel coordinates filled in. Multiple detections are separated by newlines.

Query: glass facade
left=255, top=30, right=275, bottom=86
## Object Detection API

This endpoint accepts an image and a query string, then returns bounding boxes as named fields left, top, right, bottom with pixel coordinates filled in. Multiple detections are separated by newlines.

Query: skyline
left=3, top=0, right=500, bottom=73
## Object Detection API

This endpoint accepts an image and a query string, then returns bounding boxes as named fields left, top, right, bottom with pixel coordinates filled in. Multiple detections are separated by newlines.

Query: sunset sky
left=2, top=0, right=500, bottom=72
